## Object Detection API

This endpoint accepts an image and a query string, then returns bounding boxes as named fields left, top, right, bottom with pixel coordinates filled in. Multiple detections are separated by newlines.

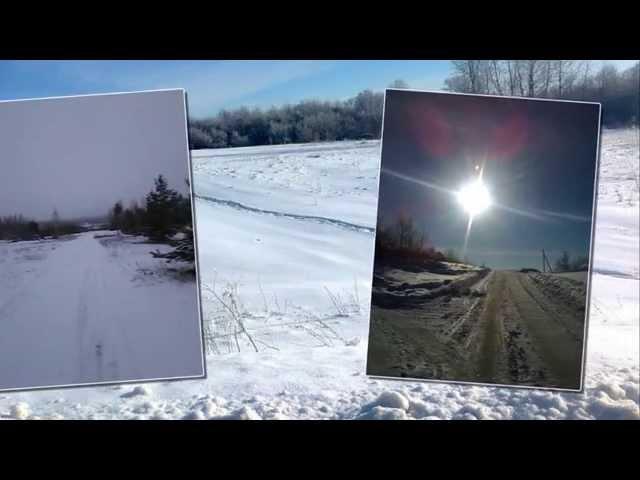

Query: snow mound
left=182, top=410, right=206, bottom=420
left=586, top=392, right=639, bottom=420
left=367, top=390, right=410, bottom=410
left=357, top=406, right=409, bottom=420
left=358, top=391, right=411, bottom=419
left=214, top=406, right=262, bottom=420
left=120, top=385, right=151, bottom=399
left=9, top=402, right=30, bottom=420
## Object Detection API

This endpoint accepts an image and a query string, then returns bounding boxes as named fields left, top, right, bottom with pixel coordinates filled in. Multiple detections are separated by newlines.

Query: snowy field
left=1, top=130, right=638, bottom=419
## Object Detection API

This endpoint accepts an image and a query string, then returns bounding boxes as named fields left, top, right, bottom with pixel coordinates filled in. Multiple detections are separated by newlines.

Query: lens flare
left=457, top=180, right=492, bottom=216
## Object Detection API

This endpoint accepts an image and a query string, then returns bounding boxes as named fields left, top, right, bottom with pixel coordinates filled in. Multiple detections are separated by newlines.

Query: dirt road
left=475, top=271, right=584, bottom=389
left=367, top=268, right=586, bottom=389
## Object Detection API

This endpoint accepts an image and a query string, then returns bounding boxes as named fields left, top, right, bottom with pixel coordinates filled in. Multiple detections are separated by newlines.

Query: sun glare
left=457, top=180, right=492, bottom=216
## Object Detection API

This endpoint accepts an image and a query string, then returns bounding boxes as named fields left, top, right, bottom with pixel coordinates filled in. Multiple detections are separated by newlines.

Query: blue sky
left=0, top=60, right=451, bottom=118
left=0, top=60, right=635, bottom=119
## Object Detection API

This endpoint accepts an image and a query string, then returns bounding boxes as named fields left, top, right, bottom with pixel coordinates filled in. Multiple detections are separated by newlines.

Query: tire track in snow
left=191, top=141, right=377, bottom=160
left=195, top=193, right=375, bottom=234
left=592, top=268, right=639, bottom=280
left=505, top=271, right=583, bottom=388
left=475, top=271, right=584, bottom=388
left=74, top=268, right=91, bottom=384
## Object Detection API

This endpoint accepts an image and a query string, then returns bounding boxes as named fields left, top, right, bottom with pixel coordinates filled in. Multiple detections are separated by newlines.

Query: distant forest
left=188, top=61, right=639, bottom=149
left=188, top=89, right=384, bottom=149
left=0, top=211, right=82, bottom=241
left=1, top=175, right=194, bottom=265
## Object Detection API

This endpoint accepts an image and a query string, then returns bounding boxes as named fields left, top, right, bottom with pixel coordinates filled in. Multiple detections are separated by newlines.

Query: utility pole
left=542, top=249, right=553, bottom=273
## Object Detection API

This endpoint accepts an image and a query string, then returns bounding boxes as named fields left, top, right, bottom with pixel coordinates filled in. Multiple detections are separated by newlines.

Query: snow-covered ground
left=0, top=231, right=203, bottom=392
left=1, top=129, right=638, bottom=420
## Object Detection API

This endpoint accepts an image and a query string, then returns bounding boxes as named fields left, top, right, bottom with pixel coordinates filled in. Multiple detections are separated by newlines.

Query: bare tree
left=580, top=61, right=592, bottom=99
left=444, top=59, right=639, bottom=126
left=552, top=60, right=582, bottom=98
left=388, top=79, right=410, bottom=89
left=508, top=60, right=525, bottom=96
left=596, top=64, right=620, bottom=98
left=542, top=61, right=552, bottom=97
left=557, top=60, right=565, bottom=97
left=451, top=60, right=483, bottom=93
left=506, top=60, right=516, bottom=95
left=526, top=60, right=538, bottom=97
left=490, top=60, right=504, bottom=95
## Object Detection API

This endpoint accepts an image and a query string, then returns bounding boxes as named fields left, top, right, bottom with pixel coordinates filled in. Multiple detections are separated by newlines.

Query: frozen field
left=1, top=129, right=638, bottom=419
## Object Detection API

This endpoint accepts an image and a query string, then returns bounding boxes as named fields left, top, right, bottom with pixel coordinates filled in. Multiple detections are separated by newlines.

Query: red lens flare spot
left=490, top=114, right=529, bottom=159
left=409, top=106, right=453, bottom=158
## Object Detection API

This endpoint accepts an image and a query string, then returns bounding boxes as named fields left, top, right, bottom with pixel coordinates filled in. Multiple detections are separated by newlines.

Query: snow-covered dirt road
left=0, top=231, right=203, bottom=391
left=368, top=266, right=585, bottom=389
left=1, top=129, right=637, bottom=419
left=476, top=271, right=584, bottom=389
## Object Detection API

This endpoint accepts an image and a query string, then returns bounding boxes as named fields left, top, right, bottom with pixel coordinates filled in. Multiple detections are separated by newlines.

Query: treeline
left=445, top=60, right=640, bottom=126
left=0, top=211, right=82, bottom=241
left=188, top=62, right=637, bottom=150
left=108, top=175, right=194, bottom=263
left=554, top=251, right=589, bottom=273
left=188, top=89, right=384, bottom=149
left=375, top=213, right=455, bottom=264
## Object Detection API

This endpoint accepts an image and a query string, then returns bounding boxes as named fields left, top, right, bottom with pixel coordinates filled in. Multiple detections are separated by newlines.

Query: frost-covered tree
left=188, top=126, right=214, bottom=149
left=188, top=88, right=386, bottom=148
left=389, top=79, right=410, bottom=89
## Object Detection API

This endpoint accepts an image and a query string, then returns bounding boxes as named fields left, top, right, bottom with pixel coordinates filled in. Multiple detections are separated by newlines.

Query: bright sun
left=457, top=180, right=492, bottom=216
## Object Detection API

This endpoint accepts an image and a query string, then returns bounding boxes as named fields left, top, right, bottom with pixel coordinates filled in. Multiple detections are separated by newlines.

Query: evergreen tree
left=110, top=201, right=124, bottom=230
left=147, top=176, right=195, bottom=267
left=150, top=226, right=195, bottom=266
left=145, top=175, right=181, bottom=241
left=27, top=221, right=40, bottom=239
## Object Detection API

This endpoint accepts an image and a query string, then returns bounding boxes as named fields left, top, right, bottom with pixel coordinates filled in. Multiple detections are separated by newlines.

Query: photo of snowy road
left=367, top=90, right=601, bottom=389
left=2, top=128, right=636, bottom=419
left=0, top=90, right=204, bottom=391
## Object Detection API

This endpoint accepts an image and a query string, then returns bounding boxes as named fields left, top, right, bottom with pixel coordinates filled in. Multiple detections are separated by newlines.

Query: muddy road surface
left=367, top=266, right=586, bottom=389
